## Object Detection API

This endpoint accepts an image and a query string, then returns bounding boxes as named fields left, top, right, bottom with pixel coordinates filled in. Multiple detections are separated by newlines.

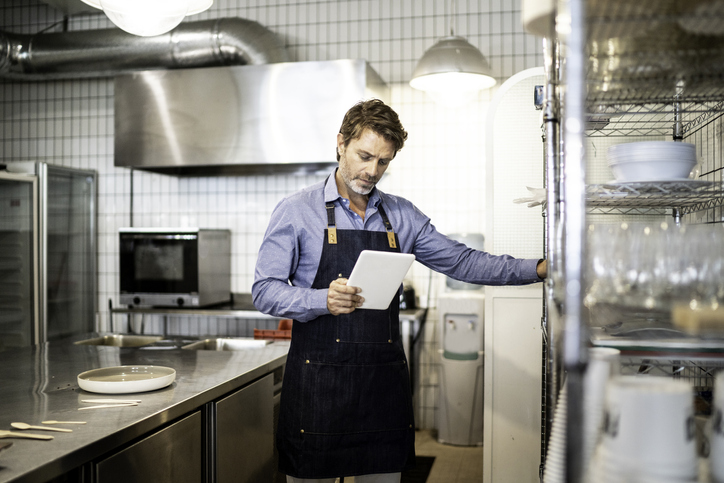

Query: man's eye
left=379, top=159, right=389, bottom=166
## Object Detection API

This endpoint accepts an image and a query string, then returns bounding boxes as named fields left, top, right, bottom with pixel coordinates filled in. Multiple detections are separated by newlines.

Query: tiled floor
left=342, top=430, right=483, bottom=483
left=413, top=430, right=483, bottom=483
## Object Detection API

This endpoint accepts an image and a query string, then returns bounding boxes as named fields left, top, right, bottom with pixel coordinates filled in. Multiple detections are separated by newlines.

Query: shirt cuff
left=523, top=258, right=544, bottom=282
left=309, top=288, right=331, bottom=319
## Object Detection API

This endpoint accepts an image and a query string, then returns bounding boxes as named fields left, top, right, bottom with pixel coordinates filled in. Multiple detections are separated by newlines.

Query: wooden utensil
left=80, top=399, right=141, bottom=404
left=0, top=430, right=53, bottom=440
left=78, top=403, right=138, bottom=410
left=11, top=422, right=72, bottom=433
left=41, top=420, right=86, bottom=425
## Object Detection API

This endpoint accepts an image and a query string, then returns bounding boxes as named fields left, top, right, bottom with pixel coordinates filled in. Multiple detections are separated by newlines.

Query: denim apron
left=276, top=200, right=416, bottom=479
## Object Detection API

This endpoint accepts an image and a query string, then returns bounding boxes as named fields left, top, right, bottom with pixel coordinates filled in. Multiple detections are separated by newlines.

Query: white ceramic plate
left=78, top=365, right=176, bottom=394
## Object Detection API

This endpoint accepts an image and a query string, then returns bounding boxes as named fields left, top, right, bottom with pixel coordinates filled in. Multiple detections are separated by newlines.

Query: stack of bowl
left=607, top=141, right=697, bottom=182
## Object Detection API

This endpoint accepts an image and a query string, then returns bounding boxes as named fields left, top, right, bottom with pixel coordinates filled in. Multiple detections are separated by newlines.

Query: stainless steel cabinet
left=96, top=411, right=203, bottom=483
left=215, top=374, right=274, bottom=483
left=94, top=377, right=275, bottom=483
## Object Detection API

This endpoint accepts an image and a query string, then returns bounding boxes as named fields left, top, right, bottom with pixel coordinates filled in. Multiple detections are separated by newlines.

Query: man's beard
left=340, top=163, right=376, bottom=195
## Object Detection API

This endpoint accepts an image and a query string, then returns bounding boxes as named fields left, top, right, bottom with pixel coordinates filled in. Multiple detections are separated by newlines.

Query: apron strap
left=325, top=202, right=337, bottom=244
left=326, top=200, right=397, bottom=249
left=378, top=204, right=397, bottom=249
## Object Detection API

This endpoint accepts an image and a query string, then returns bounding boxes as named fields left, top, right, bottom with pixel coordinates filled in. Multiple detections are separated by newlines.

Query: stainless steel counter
left=109, top=292, right=280, bottom=319
left=109, top=294, right=426, bottom=322
left=0, top=335, right=289, bottom=483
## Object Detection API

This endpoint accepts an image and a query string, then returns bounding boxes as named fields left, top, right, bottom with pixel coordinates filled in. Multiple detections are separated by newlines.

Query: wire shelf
left=586, top=102, right=724, bottom=137
left=547, top=1, right=724, bottom=479
left=621, top=357, right=724, bottom=381
left=620, top=357, right=723, bottom=415
left=584, top=0, right=724, bottom=134
left=586, top=180, right=724, bottom=214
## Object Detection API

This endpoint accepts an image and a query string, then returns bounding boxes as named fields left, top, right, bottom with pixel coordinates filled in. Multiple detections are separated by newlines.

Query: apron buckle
left=387, top=231, right=397, bottom=248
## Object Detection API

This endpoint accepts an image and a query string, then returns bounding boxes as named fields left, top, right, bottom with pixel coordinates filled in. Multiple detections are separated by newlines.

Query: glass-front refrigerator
left=0, top=162, right=96, bottom=351
left=42, top=163, right=97, bottom=341
left=0, top=171, right=38, bottom=350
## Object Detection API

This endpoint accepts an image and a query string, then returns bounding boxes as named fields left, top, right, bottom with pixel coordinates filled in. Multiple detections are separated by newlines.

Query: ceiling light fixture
left=80, top=0, right=213, bottom=37
left=409, top=1, right=496, bottom=107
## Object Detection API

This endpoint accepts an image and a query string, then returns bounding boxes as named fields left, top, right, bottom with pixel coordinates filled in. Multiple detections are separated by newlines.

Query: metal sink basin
left=181, top=337, right=272, bottom=351
left=138, top=338, right=200, bottom=350
left=74, top=334, right=164, bottom=347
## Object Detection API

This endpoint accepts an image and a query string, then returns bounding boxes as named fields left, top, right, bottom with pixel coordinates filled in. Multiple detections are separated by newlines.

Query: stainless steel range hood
left=114, top=59, right=389, bottom=176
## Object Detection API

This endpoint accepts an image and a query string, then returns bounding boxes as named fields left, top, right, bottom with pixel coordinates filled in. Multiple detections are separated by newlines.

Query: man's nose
left=364, top=161, right=380, bottom=179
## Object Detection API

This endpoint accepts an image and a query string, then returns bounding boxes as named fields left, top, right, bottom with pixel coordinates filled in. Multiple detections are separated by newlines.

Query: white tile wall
left=0, top=0, right=543, bottom=429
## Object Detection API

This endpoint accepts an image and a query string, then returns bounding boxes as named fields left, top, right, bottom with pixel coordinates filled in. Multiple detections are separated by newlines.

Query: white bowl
left=607, top=141, right=696, bottom=182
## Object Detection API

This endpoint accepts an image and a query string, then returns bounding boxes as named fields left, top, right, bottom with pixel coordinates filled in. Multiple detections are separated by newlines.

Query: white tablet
left=347, top=250, right=416, bottom=310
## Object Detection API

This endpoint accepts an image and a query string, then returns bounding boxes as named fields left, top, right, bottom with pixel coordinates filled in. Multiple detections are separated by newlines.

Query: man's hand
left=327, top=277, right=364, bottom=315
left=536, top=259, right=548, bottom=279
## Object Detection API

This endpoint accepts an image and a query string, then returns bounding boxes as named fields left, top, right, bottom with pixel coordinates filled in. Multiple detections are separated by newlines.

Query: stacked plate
left=542, top=383, right=567, bottom=483
left=544, top=348, right=621, bottom=483
left=607, top=141, right=696, bottom=182
left=709, top=371, right=724, bottom=482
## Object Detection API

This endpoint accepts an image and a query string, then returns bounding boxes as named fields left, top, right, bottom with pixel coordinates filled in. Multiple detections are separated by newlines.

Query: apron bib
left=277, top=201, right=416, bottom=479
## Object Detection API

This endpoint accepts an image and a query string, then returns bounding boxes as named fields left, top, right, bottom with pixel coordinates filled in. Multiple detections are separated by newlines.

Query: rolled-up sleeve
left=408, top=213, right=543, bottom=286
left=252, top=197, right=330, bottom=322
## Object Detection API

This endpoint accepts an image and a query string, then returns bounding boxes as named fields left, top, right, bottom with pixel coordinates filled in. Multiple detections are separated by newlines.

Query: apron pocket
left=301, top=360, right=412, bottom=434
left=336, top=311, right=393, bottom=343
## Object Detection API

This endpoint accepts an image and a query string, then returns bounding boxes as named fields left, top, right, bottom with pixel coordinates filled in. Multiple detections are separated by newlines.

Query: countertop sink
left=74, top=334, right=164, bottom=347
left=182, top=337, right=272, bottom=351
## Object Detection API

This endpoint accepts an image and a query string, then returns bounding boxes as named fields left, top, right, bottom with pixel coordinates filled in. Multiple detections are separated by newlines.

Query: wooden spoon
left=41, top=420, right=86, bottom=425
left=0, top=430, right=53, bottom=440
left=78, top=403, right=138, bottom=410
left=11, top=422, right=72, bottom=433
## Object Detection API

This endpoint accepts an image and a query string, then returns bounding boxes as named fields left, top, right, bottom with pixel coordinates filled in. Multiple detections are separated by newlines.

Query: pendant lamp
left=80, top=0, right=213, bottom=37
left=409, top=2, right=496, bottom=107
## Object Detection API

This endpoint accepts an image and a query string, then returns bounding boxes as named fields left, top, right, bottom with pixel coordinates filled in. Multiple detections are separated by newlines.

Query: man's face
left=337, top=129, right=395, bottom=196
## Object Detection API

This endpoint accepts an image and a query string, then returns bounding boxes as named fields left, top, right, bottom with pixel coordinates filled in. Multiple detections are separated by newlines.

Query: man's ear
left=336, top=133, right=345, bottom=152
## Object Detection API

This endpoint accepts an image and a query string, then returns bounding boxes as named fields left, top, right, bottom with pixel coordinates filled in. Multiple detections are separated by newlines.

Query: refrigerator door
left=40, top=164, right=96, bottom=341
left=0, top=172, right=39, bottom=350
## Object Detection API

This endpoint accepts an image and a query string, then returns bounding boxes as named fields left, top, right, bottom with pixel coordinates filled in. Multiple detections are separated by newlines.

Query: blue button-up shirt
left=252, top=170, right=542, bottom=322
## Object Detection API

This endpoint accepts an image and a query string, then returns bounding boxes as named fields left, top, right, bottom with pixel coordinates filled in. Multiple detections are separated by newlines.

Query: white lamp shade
left=80, top=0, right=213, bottom=37
left=80, top=0, right=212, bottom=12
left=187, top=0, right=213, bottom=15
left=410, top=36, right=496, bottom=106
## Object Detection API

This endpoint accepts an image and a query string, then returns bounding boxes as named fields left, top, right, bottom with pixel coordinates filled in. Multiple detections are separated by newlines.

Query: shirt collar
left=324, top=169, right=381, bottom=208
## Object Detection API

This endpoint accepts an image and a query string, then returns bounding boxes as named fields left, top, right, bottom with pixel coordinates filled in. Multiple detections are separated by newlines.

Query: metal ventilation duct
left=0, top=17, right=289, bottom=80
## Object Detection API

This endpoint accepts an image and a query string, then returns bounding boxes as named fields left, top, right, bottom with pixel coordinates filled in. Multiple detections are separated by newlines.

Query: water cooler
left=436, top=234, right=485, bottom=446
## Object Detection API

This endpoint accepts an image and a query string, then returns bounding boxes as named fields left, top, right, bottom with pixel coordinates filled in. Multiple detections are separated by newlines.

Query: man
left=252, top=99, right=547, bottom=483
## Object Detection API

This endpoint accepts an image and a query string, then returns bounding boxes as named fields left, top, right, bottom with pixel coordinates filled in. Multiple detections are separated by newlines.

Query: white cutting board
left=347, top=250, right=415, bottom=310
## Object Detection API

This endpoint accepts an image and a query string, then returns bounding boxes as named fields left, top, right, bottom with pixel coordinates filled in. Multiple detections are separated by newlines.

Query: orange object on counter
left=254, top=319, right=293, bottom=339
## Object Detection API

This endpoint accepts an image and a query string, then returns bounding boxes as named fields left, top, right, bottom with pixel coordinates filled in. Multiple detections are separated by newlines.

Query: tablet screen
left=347, top=250, right=416, bottom=310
